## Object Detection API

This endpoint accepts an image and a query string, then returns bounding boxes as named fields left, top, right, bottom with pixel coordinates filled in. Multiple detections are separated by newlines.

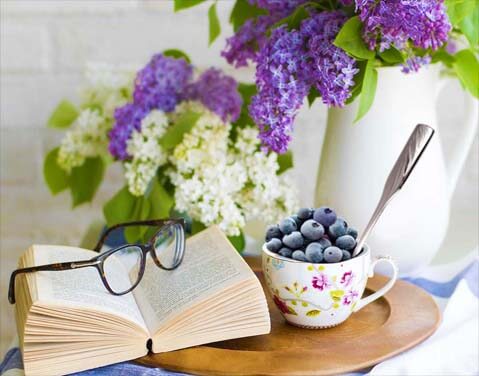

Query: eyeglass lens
left=103, top=245, right=143, bottom=294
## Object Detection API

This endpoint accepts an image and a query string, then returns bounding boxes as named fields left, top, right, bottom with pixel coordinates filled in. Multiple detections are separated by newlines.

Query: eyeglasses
left=8, top=218, right=186, bottom=304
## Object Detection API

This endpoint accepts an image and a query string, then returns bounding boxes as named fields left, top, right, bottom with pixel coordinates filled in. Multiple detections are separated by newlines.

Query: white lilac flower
left=80, top=63, right=136, bottom=117
left=168, top=101, right=299, bottom=236
left=124, top=110, right=169, bottom=196
left=57, top=64, right=136, bottom=173
left=235, top=127, right=299, bottom=225
left=57, top=108, right=109, bottom=171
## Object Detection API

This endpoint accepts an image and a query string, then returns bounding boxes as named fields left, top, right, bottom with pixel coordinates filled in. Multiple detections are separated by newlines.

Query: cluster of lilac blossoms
left=250, top=10, right=358, bottom=153
left=183, top=68, right=242, bottom=122
left=249, top=26, right=310, bottom=153
left=356, top=0, right=451, bottom=51
left=222, top=0, right=309, bottom=67
left=109, top=54, right=242, bottom=160
left=109, top=54, right=193, bottom=160
left=356, top=0, right=451, bottom=71
left=302, top=11, right=359, bottom=107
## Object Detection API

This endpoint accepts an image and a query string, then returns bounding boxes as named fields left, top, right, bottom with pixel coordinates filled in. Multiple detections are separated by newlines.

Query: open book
left=13, top=226, right=270, bottom=375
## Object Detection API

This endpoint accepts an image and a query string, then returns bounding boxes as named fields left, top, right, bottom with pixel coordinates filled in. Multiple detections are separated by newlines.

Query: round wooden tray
left=136, top=257, right=440, bottom=375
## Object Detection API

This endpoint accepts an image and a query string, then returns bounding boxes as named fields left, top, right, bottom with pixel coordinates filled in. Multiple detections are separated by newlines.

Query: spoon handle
left=352, top=124, right=435, bottom=257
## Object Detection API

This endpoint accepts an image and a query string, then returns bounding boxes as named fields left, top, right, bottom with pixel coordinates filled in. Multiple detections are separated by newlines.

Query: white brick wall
left=0, top=0, right=477, bottom=356
left=1, top=22, right=50, bottom=72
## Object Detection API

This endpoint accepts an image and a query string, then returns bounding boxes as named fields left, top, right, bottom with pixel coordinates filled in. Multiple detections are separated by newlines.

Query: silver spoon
left=352, top=124, right=435, bottom=257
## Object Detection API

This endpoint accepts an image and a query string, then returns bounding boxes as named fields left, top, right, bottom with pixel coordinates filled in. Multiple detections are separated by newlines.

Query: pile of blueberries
left=265, top=207, right=359, bottom=263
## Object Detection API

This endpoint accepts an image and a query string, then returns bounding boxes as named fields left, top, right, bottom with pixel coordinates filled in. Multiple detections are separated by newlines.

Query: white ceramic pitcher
left=315, top=64, right=478, bottom=275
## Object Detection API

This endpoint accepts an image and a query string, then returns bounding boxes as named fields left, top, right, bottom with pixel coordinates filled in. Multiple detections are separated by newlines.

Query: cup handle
left=353, top=256, right=399, bottom=312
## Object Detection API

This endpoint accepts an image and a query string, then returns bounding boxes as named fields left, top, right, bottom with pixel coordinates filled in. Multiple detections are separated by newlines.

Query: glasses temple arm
left=8, top=259, right=98, bottom=304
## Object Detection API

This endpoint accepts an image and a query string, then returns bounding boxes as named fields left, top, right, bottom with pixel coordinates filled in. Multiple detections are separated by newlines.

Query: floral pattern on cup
left=262, top=243, right=398, bottom=328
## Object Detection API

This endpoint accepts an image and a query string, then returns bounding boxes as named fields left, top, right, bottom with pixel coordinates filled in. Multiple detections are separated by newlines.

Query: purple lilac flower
left=250, top=11, right=357, bottom=152
left=109, top=54, right=193, bottom=160
left=222, top=15, right=276, bottom=68
left=250, top=0, right=309, bottom=15
left=445, top=38, right=457, bottom=54
left=133, top=53, right=193, bottom=112
left=302, top=11, right=359, bottom=107
left=249, top=25, right=310, bottom=153
left=108, top=103, right=148, bottom=160
left=184, top=68, right=242, bottom=122
left=401, top=55, right=432, bottom=73
left=222, top=0, right=310, bottom=67
left=356, top=0, right=451, bottom=52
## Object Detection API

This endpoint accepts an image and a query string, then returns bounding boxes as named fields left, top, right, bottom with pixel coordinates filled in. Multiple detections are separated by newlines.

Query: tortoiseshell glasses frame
left=8, top=218, right=186, bottom=304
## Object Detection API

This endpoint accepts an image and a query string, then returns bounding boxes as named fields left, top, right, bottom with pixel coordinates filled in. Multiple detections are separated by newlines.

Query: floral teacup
left=262, top=244, right=398, bottom=328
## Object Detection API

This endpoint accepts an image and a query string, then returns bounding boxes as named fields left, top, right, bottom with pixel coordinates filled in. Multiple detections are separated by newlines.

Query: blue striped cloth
left=2, top=253, right=478, bottom=376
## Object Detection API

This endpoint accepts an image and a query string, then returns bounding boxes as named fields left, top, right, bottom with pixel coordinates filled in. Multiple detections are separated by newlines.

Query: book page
left=33, top=245, right=146, bottom=330
left=132, top=226, right=255, bottom=334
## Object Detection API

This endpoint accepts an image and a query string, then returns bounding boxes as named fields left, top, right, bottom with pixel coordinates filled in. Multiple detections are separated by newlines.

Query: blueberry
left=341, top=250, right=352, bottom=261
left=317, top=237, right=332, bottom=249
left=279, top=217, right=297, bottom=235
left=313, top=206, right=337, bottom=227
left=278, top=247, right=293, bottom=258
left=290, top=215, right=303, bottom=228
left=328, top=218, right=348, bottom=239
left=346, top=227, right=358, bottom=239
left=305, top=243, right=323, bottom=263
left=323, top=246, right=343, bottom=263
left=335, top=235, right=356, bottom=250
left=297, top=207, right=313, bottom=220
left=265, top=224, right=282, bottom=241
left=283, top=231, right=304, bottom=249
left=266, top=238, right=282, bottom=252
left=292, top=250, right=307, bottom=262
left=300, top=219, right=324, bottom=241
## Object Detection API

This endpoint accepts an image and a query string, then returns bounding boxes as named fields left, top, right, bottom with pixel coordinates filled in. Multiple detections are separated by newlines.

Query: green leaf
left=274, top=5, right=309, bottom=31
left=238, top=83, right=256, bottom=101
left=103, top=185, right=153, bottom=243
left=47, top=100, right=79, bottom=129
left=160, top=110, right=201, bottom=149
left=277, top=150, right=293, bottom=174
left=453, top=49, right=479, bottom=98
left=334, top=16, right=374, bottom=60
left=191, top=220, right=206, bottom=235
left=232, top=83, right=257, bottom=130
left=148, top=178, right=174, bottom=219
left=174, top=0, right=206, bottom=12
left=69, top=157, right=105, bottom=207
left=379, top=47, right=404, bottom=64
left=346, top=60, right=367, bottom=105
left=354, top=59, right=377, bottom=123
left=124, top=197, right=151, bottom=243
left=431, top=50, right=456, bottom=67
left=163, top=49, right=191, bottom=63
left=208, top=2, right=221, bottom=45
left=228, top=231, right=245, bottom=253
left=445, top=0, right=477, bottom=25
left=43, top=147, right=69, bottom=194
left=103, top=186, right=137, bottom=226
left=307, top=86, right=320, bottom=107
left=459, top=3, right=479, bottom=47
left=306, top=309, right=321, bottom=317
left=229, top=0, right=266, bottom=32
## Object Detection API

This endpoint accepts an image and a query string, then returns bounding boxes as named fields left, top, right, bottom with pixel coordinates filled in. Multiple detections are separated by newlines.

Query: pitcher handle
left=353, top=256, right=398, bottom=312
left=437, top=77, right=478, bottom=197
